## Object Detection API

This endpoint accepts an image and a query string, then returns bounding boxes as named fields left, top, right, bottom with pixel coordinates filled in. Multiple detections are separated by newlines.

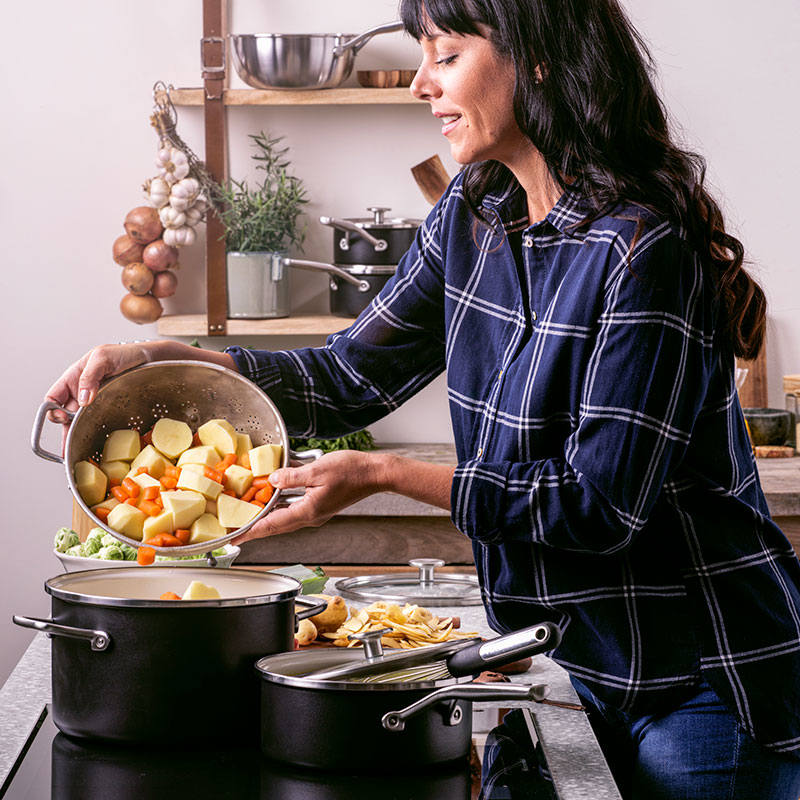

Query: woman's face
left=410, top=26, right=531, bottom=167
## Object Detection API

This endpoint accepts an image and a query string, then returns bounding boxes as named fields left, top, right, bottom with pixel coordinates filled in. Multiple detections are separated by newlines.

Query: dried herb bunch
left=217, top=132, right=308, bottom=253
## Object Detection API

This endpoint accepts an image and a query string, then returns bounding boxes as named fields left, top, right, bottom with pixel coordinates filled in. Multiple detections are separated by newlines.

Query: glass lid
left=334, top=559, right=482, bottom=606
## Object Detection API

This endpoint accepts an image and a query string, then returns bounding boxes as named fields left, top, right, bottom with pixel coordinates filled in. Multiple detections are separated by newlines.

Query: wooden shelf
left=168, top=87, right=422, bottom=106
left=157, top=313, right=352, bottom=337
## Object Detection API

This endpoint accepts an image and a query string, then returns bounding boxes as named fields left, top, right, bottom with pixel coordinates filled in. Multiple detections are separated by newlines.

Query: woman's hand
left=233, top=450, right=455, bottom=544
left=44, top=340, right=238, bottom=448
left=232, top=450, right=389, bottom=544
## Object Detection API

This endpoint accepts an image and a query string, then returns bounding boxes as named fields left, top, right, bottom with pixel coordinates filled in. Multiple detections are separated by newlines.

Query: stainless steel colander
left=32, top=360, right=320, bottom=555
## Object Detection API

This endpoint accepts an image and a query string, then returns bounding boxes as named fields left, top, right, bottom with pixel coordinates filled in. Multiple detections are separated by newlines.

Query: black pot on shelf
left=320, top=207, right=421, bottom=266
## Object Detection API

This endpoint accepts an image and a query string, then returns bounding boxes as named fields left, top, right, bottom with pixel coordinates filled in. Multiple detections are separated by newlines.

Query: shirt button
left=532, top=310, right=538, bottom=321
left=523, top=236, right=533, bottom=247
left=498, top=369, right=503, bottom=379
left=477, top=447, right=483, bottom=458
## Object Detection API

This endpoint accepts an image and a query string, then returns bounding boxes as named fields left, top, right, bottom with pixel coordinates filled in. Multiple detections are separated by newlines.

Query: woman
left=47, top=0, right=800, bottom=795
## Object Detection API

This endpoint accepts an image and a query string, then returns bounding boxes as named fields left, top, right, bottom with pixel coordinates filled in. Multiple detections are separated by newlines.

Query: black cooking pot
left=14, top=567, right=326, bottom=745
left=320, top=207, right=421, bottom=266
left=255, top=623, right=558, bottom=771
left=283, top=258, right=395, bottom=317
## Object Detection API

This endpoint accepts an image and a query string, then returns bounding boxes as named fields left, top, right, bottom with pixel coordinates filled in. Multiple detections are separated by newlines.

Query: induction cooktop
left=1, top=704, right=558, bottom=800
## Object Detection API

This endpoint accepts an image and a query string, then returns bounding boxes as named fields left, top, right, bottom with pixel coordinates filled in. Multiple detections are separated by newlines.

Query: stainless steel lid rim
left=45, top=567, right=302, bottom=609
left=331, top=263, right=398, bottom=275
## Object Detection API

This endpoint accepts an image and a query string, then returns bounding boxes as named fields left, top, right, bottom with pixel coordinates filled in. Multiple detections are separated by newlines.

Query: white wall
left=1, top=0, right=798, bottom=684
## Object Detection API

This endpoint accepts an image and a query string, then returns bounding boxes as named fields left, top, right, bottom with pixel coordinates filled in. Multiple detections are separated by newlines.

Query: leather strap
left=202, top=0, right=228, bottom=336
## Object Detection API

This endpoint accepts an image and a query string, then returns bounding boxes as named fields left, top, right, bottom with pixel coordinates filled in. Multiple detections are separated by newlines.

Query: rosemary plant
left=216, top=132, right=308, bottom=253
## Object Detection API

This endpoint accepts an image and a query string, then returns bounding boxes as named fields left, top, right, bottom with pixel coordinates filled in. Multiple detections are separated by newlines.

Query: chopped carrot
left=139, top=500, right=161, bottom=517
left=203, top=466, right=224, bottom=484
left=192, top=432, right=202, bottom=447
left=141, top=430, right=153, bottom=446
left=111, top=486, right=130, bottom=503
left=125, top=497, right=138, bottom=506
left=143, top=485, right=160, bottom=501
left=160, top=591, right=182, bottom=600
left=136, top=466, right=149, bottom=475
left=157, top=533, right=184, bottom=547
left=239, top=452, right=251, bottom=470
left=137, top=546, right=156, bottom=566
left=255, top=485, right=274, bottom=504
left=174, top=529, right=191, bottom=545
left=143, top=534, right=166, bottom=547
left=159, top=476, right=178, bottom=489
left=240, top=486, right=257, bottom=503
left=215, top=453, right=237, bottom=471
left=252, top=477, right=271, bottom=489
left=164, top=465, right=181, bottom=478
left=250, top=500, right=265, bottom=509
left=109, top=477, right=121, bottom=488
left=122, top=477, right=140, bottom=498
left=94, top=507, right=111, bottom=522
left=88, top=457, right=100, bottom=467
left=222, top=489, right=236, bottom=497
left=154, top=495, right=164, bottom=509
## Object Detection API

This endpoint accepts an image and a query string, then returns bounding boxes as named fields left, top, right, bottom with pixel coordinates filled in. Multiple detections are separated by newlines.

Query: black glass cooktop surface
left=1, top=704, right=557, bottom=800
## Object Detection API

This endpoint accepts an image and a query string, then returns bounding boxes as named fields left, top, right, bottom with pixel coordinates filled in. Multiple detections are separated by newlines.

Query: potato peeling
left=315, top=600, right=479, bottom=649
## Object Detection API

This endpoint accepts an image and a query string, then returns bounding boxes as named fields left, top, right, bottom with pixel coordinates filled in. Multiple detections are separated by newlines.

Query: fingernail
left=269, top=472, right=280, bottom=486
left=78, top=389, right=90, bottom=406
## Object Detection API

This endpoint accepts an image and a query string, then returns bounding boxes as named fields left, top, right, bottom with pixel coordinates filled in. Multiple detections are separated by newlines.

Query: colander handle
left=290, top=448, right=324, bottom=465
left=31, top=399, right=73, bottom=464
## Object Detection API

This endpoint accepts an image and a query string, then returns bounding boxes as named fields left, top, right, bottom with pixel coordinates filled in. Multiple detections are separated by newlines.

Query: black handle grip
left=445, top=621, right=562, bottom=677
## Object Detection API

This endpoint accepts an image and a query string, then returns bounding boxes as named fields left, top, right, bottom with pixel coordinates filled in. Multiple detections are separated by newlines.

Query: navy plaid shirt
left=227, top=173, right=800, bottom=756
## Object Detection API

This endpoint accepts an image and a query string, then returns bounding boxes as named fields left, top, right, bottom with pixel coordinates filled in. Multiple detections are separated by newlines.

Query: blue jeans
left=571, top=677, right=800, bottom=800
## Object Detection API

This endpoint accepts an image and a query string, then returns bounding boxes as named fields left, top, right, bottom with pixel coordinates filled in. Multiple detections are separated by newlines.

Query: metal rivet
left=477, top=447, right=483, bottom=457
left=532, top=311, right=538, bottom=321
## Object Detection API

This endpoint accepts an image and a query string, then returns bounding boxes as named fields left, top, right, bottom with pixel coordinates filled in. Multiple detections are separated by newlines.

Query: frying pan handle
left=294, top=596, right=328, bottom=621
left=13, top=615, right=111, bottom=652
left=334, top=20, right=404, bottom=57
left=31, top=399, right=72, bottom=463
left=382, top=683, right=550, bottom=732
left=446, top=621, right=561, bottom=677
left=319, top=216, right=388, bottom=252
left=283, top=258, right=372, bottom=292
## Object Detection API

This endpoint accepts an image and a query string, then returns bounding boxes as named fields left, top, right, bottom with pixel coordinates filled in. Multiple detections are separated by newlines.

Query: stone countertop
left=0, top=581, right=621, bottom=800
left=345, top=444, right=800, bottom=518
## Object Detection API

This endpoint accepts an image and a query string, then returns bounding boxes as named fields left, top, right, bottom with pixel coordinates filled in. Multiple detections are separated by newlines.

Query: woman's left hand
left=231, top=450, right=389, bottom=544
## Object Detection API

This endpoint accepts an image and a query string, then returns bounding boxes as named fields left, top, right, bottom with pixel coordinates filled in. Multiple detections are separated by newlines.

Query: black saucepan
left=14, top=568, right=326, bottom=745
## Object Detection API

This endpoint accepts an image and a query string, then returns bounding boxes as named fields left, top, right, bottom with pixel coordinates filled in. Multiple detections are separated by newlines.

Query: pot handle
left=283, top=258, right=372, bottom=293
left=382, top=683, right=550, bottom=732
left=334, top=20, right=404, bottom=57
left=31, top=399, right=73, bottom=464
left=319, top=216, right=388, bottom=253
left=13, top=615, right=111, bottom=652
left=294, top=596, right=329, bottom=621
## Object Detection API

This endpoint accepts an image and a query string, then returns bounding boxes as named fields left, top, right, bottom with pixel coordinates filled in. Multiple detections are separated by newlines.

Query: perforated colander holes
left=128, top=415, right=145, bottom=431
left=150, top=403, right=171, bottom=421
left=227, top=397, right=244, bottom=414
left=112, top=394, right=131, bottom=410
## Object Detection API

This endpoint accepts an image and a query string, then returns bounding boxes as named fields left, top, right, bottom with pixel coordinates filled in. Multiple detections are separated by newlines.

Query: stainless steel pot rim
left=342, top=217, right=422, bottom=230
left=231, top=33, right=356, bottom=41
left=255, top=649, right=473, bottom=692
left=45, top=567, right=302, bottom=609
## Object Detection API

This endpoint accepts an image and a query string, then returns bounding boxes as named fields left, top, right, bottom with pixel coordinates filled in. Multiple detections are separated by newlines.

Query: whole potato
left=295, top=618, right=318, bottom=647
left=308, top=594, right=348, bottom=633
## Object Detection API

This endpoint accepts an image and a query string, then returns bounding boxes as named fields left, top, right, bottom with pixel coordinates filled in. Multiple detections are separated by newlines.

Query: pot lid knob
left=348, top=627, right=392, bottom=660
left=367, top=206, right=391, bottom=224
left=409, top=558, right=445, bottom=587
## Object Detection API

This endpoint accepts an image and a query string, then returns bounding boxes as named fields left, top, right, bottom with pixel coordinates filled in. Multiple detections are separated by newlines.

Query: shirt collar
left=480, top=177, right=590, bottom=235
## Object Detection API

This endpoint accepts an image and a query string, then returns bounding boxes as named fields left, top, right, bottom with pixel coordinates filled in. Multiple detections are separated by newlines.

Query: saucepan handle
left=319, top=216, right=388, bottom=252
left=334, top=20, right=404, bottom=57
left=31, top=400, right=72, bottom=464
left=283, top=258, right=372, bottom=292
left=294, top=595, right=329, bottom=621
left=13, top=615, right=111, bottom=652
left=382, top=683, right=550, bottom=731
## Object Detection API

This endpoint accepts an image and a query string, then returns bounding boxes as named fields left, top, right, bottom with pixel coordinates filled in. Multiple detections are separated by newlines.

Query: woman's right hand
left=44, top=340, right=238, bottom=446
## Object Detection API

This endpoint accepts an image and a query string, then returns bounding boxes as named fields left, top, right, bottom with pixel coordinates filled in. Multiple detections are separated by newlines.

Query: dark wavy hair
left=399, top=0, right=765, bottom=359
